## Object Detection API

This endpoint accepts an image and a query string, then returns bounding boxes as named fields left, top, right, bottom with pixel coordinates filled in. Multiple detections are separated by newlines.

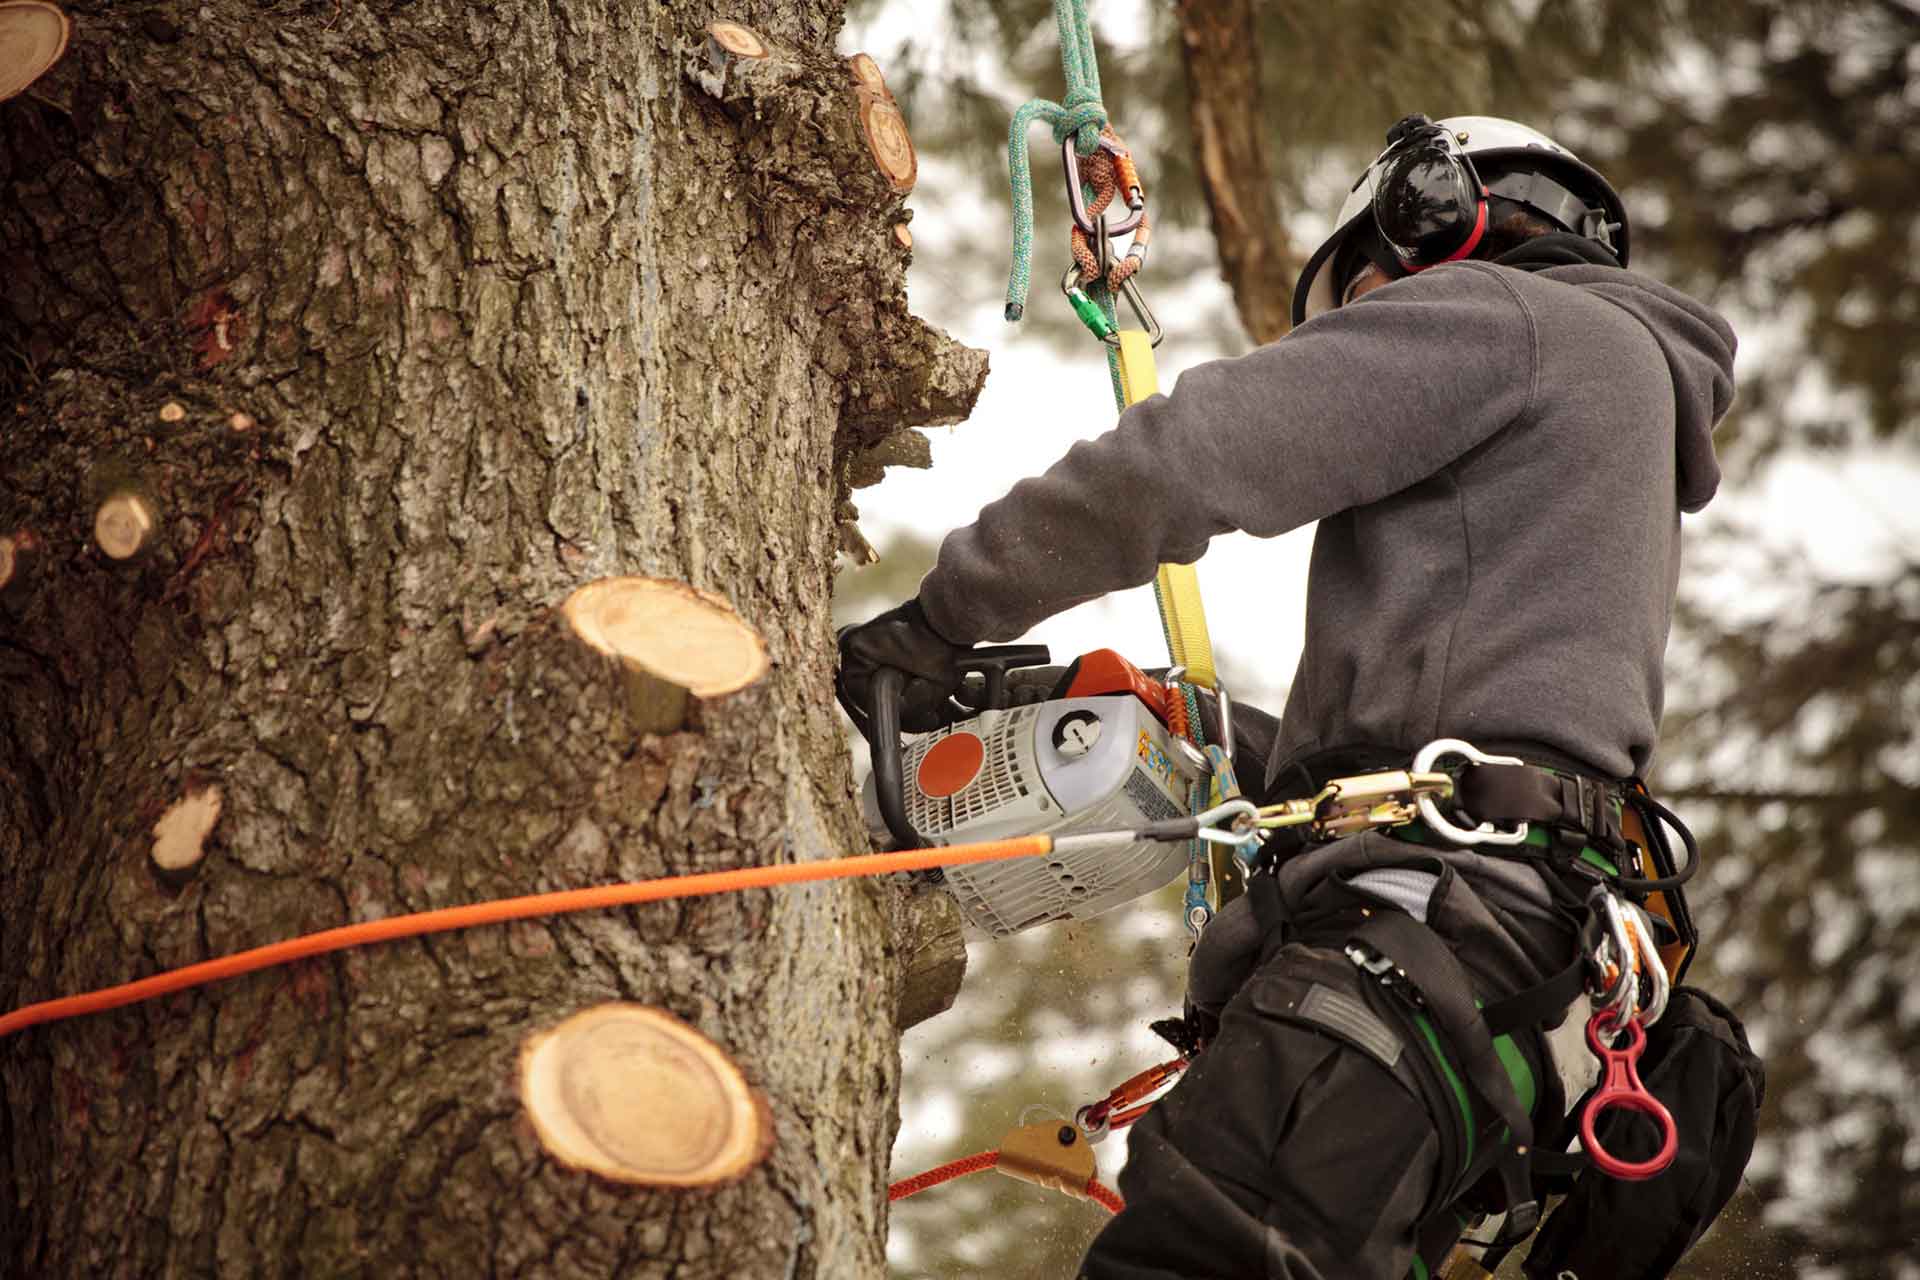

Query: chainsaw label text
left=1135, top=731, right=1180, bottom=795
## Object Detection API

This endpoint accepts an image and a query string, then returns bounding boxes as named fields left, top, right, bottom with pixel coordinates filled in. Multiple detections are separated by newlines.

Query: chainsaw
left=851, top=645, right=1208, bottom=937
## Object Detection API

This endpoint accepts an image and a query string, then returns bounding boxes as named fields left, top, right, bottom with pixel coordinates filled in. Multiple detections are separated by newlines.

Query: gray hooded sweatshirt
left=918, top=261, right=1737, bottom=784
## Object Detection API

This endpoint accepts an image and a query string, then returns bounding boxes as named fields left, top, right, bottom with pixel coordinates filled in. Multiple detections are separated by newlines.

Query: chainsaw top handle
left=863, top=645, right=1052, bottom=849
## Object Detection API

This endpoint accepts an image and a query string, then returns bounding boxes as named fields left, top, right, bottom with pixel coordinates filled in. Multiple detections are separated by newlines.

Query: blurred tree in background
left=841, top=1, right=1919, bottom=1276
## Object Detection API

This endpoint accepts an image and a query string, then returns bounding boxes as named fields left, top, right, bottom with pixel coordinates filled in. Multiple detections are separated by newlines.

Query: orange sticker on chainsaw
left=1135, top=731, right=1178, bottom=794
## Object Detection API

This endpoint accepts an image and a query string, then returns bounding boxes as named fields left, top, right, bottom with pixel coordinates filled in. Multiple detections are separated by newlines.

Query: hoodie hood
left=1537, top=265, right=1736, bottom=512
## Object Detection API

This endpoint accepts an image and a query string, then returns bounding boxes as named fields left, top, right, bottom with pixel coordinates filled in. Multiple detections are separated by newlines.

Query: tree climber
left=840, top=114, right=1759, bottom=1279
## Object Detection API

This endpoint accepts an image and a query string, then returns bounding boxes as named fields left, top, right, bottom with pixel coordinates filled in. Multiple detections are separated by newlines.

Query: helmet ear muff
left=1367, top=121, right=1491, bottom=270
left=1290, top=115, right=1631, bottom=327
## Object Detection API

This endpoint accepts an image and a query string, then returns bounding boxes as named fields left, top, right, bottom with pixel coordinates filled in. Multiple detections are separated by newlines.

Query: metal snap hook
left=1410, top=738, right=1530, bottom=846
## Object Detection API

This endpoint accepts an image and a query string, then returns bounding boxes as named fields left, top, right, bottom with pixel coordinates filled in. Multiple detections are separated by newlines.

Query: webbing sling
left=1113, top=328, right=1218, bottom=690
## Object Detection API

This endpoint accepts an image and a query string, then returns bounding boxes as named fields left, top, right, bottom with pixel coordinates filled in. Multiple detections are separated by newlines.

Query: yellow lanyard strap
left=1114, top=328, right=1217, bottom=690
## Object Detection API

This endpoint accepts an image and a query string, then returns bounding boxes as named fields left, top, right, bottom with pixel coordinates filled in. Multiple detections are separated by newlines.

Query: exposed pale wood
left=706, top=21, right=766, bottom=60
left=519, top=1004, right=773, bottom=1188
left=858, top=99, right=916, bottom=193
left=158, top=401, right=186, bottom=423
left=0, top=1, right=69, bottom=103
left=846, top=52, right=887, bottom=96
left=93, top=491, right=157, bottom=561
left=562, top=575, right=769, bottom=699
left=151, top=784, right=222, bottom=885
left=229, top=411, right=255, bottom=432
left=846, top=54, right=914, bottom=194
left=0, top=530, right=31, bottom=594
left=892, top=222, right=912, bottom=251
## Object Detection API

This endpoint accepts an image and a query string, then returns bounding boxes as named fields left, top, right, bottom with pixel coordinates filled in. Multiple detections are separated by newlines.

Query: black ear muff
left=1370, top=125, right=1489, bottom=270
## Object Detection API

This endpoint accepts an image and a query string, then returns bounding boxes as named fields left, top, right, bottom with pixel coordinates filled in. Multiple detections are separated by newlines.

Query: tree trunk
left=0, top=2, right=983, bottom=1275
left=1174, top=0, right=1298, bottom=346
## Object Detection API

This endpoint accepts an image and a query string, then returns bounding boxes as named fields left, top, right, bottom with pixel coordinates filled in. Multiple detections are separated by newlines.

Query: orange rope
left=888, top=1149, right=1124, bottom=1214
left=889, top=1150, right=1000, bottom=1200
left=0, top=834, right=1054, bottom=1040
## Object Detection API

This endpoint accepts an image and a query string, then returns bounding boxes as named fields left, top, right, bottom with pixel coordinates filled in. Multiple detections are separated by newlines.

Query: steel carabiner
left=1062, top=135, right=1145, bottom=236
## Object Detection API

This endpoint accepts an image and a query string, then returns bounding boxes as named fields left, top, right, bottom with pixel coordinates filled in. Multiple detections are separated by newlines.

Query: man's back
left=1279, top=260, right=1737, bottom=781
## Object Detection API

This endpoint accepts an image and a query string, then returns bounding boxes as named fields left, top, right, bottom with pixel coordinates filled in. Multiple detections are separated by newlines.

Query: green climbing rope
left=1004, top=0, right=1110, bottom=325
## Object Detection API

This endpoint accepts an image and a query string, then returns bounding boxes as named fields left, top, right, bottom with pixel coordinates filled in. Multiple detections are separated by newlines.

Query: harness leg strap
left=1349, top=912, right=1543, bottom=1241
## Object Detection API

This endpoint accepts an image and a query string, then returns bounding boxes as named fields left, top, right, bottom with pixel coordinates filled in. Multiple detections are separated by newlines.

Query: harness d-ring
left=1411, top=738, right=1530, bottom=846
left=1580, top=1008, right=1678, bottom=1180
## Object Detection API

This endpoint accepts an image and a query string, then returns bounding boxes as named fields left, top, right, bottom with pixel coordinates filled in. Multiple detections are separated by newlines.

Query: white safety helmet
left=1291, top=114, right=1629, bottom=326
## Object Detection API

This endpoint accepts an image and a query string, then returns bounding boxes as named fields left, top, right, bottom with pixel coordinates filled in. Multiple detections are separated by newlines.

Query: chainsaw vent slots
left=906, top=706, right=1040, bottom=835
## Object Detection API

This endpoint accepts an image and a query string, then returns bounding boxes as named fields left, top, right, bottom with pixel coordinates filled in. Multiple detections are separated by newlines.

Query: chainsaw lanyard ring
left=1062, top=135, right=1145, bottom=236
left=1410, top=738, right=1531, bottom=846
left=1192, top=798, right=1258, bottom=846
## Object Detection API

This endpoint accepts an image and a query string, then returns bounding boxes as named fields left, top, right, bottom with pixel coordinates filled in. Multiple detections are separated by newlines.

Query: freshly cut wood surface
left=94, top=492, right=157, bottom=560
left=0, top=533, right=23, bottom=590
left=519, top=1004, right=773, bottom=1187
left=151, top=785, right=222, bottom=880
left=706, top=21, right=766, bottom=59
left=846, top=54, right=915, bottom=193
left=846, top=52, right=886, bottom=95
left=0, top=1, right=69, bottom=102
left=562, top=576, right=768, bottom=698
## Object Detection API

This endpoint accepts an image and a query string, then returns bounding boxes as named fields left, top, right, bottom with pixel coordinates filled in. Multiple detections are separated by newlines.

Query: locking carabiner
left=1062, top=134, right=1145, bottom=236
left=1060, top=264, right=1163, bottom=348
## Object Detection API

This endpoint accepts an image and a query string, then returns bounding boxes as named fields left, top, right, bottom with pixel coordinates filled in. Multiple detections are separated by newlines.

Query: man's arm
left=917, top=262, right=1541, bottom=644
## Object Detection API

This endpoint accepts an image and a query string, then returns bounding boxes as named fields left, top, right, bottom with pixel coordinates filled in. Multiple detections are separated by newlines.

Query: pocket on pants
left=1151, top=943, right=1443, bottom=1268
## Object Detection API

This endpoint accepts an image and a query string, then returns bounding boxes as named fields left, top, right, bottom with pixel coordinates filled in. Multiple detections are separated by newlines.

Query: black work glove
left=836, top=599, right=970, bottom=734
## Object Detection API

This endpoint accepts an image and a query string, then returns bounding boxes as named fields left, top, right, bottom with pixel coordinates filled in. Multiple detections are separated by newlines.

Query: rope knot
left=1056, top=91, right=1108, bottom=152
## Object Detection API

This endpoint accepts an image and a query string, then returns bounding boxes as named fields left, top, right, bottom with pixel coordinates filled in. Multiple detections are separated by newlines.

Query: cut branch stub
left=846, top=54, right=916, bottom=194
left=706, top=20, right=767, bottom=60
left=519, top=1004, right=774, bottom=1187
left=151, top=784, right=222, bottom=886
left=0, top=1, right=70, bottom=103
left=563, top=576, right=770, bottom=734
left=94, top=491, right=158, bottom=561
left=0, top=530, right=37, bottom=597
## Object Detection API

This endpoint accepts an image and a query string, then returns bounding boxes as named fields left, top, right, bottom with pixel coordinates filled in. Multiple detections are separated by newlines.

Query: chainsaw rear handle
left=864, top=645, right=1053, bottom=850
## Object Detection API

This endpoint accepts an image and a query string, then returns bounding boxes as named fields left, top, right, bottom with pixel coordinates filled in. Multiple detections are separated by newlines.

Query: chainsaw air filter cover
left=862, top=695, right=1200, bottom=936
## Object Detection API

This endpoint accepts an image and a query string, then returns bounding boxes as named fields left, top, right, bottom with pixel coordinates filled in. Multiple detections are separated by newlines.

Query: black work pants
left=1078, top=943, right=1446, bottom=1280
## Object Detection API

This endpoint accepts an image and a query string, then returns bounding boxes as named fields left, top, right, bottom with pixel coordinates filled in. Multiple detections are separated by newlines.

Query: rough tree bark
left=0, top=2, right=982, bottom=1275
left=1174, top=0, right=1299, bottom=345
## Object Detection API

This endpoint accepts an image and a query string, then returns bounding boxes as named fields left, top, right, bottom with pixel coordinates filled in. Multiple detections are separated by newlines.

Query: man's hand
left=836, top=599, right=970, bottom=733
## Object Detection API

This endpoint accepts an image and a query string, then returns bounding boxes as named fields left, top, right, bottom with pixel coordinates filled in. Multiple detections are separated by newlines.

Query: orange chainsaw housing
left=1058, top=649, right=1171, bottom=726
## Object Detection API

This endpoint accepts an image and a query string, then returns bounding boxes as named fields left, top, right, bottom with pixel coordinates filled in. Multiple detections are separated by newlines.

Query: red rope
left=888, top=1149, right=1125, bottom=1214
left=889, top=1150, right=1000, bottom=1200
left=1087, top=1179, right=1125, bottom=1213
